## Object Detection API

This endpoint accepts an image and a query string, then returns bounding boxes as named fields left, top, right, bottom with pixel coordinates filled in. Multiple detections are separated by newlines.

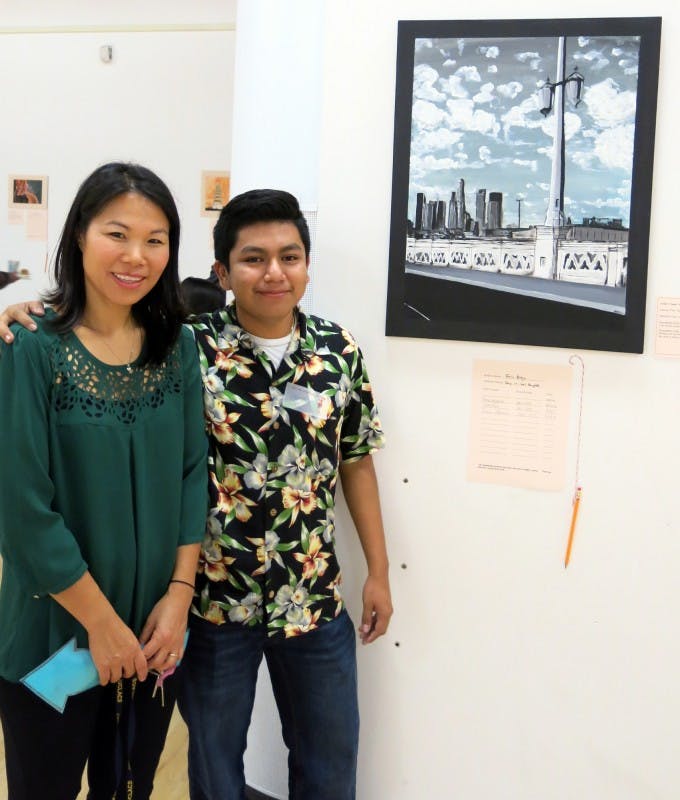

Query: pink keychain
left=150, top=631, right=189, bottom=706
left=151, top=666, right=176, bottom=707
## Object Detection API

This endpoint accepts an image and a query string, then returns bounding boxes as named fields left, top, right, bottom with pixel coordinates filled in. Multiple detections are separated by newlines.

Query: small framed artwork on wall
left=8, top=175, right=48, bottom=210
left=201, top=171, right=230, bottom=217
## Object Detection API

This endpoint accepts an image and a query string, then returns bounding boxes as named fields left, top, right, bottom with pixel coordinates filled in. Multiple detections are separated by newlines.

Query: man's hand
left=0, top=300, right=45, bottom=343
left=359, top=574, right=393, bottom=645
left=339, top=455, right=393, bottom=645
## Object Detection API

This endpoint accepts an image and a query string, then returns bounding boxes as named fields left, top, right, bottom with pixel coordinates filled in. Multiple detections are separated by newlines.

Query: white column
left=230, top=0, right=326, bottom=206
left=230, top=2, right=327, bottom=797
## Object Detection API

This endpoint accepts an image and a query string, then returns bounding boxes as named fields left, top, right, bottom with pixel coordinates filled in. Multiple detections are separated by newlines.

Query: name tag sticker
left=282, top=383, right=331, bottom=420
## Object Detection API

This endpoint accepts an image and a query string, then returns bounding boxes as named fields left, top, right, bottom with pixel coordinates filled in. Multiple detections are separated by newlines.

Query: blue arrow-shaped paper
left=21, top=638, right=98, bottom=712
left=21, top=631, right=191, bottom=713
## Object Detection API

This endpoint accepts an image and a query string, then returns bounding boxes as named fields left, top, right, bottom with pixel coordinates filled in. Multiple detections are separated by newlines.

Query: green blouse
left=0, top=312, right=208, bottom=681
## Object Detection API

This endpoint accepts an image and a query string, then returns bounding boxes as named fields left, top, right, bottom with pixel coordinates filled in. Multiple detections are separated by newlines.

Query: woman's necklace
left=80, top=324, right=142, bottom=374
left=101, top=335, right=138, bottom=374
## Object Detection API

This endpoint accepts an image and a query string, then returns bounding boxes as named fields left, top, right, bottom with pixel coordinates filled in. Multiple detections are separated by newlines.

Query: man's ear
left=213, top=261, right=231, bottom=291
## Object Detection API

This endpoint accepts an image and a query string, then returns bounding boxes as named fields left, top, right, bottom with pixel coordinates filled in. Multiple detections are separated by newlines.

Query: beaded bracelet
left=169, top=578, right=195, bottom=590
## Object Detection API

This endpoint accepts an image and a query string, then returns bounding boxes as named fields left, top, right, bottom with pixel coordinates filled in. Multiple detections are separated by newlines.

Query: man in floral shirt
left=180, top=189, right=392, bottom=800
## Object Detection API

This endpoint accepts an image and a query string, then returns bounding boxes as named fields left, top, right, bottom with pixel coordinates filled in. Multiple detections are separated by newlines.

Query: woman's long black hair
left=45, top=162, right=185, bottom=365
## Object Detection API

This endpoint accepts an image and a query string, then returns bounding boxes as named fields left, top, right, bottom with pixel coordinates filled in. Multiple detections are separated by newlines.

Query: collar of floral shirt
left=222, top=302, right=317, bottom=363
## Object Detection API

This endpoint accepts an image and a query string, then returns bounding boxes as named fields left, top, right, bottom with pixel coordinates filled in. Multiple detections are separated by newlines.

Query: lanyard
left=112, top=677, right=137, bottom=800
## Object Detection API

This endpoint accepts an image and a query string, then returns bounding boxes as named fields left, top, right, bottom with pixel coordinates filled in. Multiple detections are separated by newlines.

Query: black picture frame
left=386, top=17, right=661, bottom=353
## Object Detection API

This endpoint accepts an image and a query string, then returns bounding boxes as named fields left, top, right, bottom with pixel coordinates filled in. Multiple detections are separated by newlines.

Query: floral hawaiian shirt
left=189, top=304, right=385, bottom=638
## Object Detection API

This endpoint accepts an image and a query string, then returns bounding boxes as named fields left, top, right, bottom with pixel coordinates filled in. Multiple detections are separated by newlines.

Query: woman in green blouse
left=0, top=163, right=207, bottom=799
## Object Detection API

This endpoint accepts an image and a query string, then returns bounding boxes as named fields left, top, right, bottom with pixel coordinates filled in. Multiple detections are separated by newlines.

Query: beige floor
left=0, top=706, right=189, bottom=799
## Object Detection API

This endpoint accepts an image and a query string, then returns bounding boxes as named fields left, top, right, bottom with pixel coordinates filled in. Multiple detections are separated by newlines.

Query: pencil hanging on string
left=565, top=354, right=584, bottom=568
left=564, top=485, right=581, bottom=568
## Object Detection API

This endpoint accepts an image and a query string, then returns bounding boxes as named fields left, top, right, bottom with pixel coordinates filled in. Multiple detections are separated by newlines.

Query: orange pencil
left=564, top=486, right=582, bottom=568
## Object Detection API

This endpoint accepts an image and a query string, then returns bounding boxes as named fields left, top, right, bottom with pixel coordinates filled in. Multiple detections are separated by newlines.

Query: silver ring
left=168, top=652, right=178, bottom=658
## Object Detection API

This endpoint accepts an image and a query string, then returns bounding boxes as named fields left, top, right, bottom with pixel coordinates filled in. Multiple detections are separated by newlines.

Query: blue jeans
left=178, top=610, right=359, bottom=800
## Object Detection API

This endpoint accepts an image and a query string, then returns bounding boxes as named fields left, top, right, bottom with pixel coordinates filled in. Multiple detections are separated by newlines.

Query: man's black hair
left=213, top=189, right=310, bottom=269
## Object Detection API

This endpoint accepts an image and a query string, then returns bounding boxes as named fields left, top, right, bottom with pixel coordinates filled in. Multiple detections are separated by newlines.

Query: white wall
left=220, top=1, right=680, bottom=798
left=0, top=0, right=236, bottom=285
left=0, top=0, right=234, bottom=27
left=312, top=2, right=678, bottom=799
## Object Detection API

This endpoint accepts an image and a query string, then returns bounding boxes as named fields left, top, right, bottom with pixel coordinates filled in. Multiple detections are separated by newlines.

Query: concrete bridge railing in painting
left=405, top=234, right=627, bottom=288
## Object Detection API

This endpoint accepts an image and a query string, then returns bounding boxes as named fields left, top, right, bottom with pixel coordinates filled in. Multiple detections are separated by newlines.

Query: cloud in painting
left=412, top=99, right=449, bottom=130
left=413, top=64, right=446, bottom=101
left=515, top=51, right=542, bottom=70
left=539, top=111, right=582, bottom=143
left=583, top=79, right=636, bottom=128
left=472, top=83, right=495, bottom=104
left=479, top=45, right=499, bottom=59
left=570, top=125, right=633, bottom=172
left=497, top=81, right=523, bottom=99
left=501, top=96, right=543, bottom=137
left=574, top=48, right=610, bottom=71
left=412, top=127, right=464, bottom=155
left=447, top=98, right=500, bottom=137
left=593, top=124, right=634, bottom=171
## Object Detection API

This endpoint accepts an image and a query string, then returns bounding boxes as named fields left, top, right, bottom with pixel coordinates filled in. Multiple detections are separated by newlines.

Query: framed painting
left=385, top=17, right=662, bottom=352
left=201, top=170, right=230, bottom=217
left=8, top=175, right=48, bottom=210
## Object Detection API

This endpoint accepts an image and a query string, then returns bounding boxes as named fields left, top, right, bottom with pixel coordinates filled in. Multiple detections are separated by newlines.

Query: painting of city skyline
left=386, top=17, right=661, bottom=352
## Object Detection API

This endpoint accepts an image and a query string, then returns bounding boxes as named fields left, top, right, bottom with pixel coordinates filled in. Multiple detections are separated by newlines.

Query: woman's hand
left=51, top=571, right=148, bottom=684
left=139, top=582, right=194, bottom=673
left=87, top=615, right=149, bottom=685
left=0, top=301, right=45, bottom=343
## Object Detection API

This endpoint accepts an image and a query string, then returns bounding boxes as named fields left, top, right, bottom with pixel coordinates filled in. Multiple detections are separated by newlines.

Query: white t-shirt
left=249, top=332, right=292, bottom=369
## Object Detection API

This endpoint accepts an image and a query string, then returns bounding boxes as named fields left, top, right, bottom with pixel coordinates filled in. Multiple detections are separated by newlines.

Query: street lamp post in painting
left=533, top=36, right=584, bottom=279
